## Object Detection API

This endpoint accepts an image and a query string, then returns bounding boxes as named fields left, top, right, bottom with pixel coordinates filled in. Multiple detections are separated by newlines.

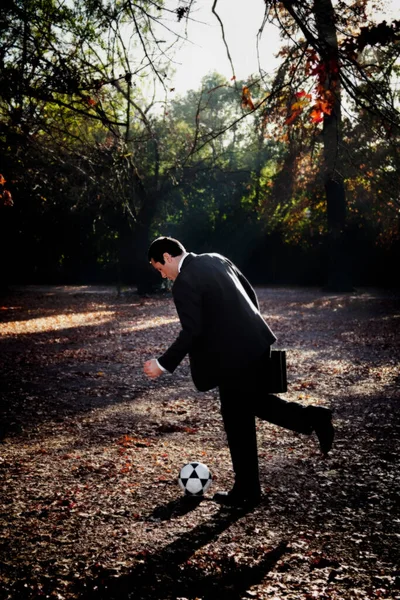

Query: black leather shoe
left=213, top=488, right=261, bottom=508
left=309, top=406, right=334, bottom=455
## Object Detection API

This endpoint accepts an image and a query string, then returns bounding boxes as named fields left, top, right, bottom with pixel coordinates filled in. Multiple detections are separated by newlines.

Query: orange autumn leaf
left=313, top=97, right=333, bottom=115
left=117, top=434, right=133, bottom=446
left=295, top=90, right=311, bottom=101
left=285, top=91, right=313, bottom=126
left=83, top=95, right=97, bottom=107
left=241, top=86, right=255, bottom=110
left=291, top=101, right=304, bottom=111
left=320, top=100, right=333, bottom=115
left=310, top=109, right=324, bottom=123
left=2, top=190, right=13, bottom=206
left=285, top=109, right=301, bottom=125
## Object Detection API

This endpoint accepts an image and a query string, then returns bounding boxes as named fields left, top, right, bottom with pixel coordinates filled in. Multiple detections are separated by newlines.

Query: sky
left=161, top=0, right=282, bottom=96
left=158, top=0, right=399, bottom=98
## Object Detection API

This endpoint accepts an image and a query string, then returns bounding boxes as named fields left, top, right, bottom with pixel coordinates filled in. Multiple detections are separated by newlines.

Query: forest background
left=0, top=0, right=399, bottom=292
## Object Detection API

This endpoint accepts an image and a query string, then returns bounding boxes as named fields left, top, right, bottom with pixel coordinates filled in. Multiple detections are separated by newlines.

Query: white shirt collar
left=178, top=252, right=189, bottom=272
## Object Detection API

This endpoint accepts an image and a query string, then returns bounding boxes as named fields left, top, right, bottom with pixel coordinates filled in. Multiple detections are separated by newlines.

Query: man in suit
left=144, top=237, right=334, bottom=507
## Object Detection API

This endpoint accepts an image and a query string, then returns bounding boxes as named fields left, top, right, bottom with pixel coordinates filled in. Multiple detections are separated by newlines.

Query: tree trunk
left=116, top=209, right=158, bottom=293
left=131, top=222, right=158, bottom=294
left=116, top=145, right=161, bottom=292
left=314, top=0, right=353, bottom=290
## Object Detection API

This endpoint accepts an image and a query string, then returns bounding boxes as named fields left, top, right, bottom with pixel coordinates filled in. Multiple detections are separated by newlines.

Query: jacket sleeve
left=158, top=278, right=202, bottom=373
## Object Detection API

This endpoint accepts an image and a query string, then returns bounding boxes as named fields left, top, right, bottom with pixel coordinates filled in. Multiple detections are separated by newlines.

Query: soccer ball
left=178, top=462, right=212, bottom=496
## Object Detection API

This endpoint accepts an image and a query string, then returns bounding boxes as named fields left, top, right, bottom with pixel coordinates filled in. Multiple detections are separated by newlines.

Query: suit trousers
left=218, top=350, right=313, bottom=492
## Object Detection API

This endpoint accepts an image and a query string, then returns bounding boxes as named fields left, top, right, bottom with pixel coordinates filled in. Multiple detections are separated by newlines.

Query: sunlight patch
left=0, top=311, right=114, bottom=336
left=120, top=316, right=179, bottom=332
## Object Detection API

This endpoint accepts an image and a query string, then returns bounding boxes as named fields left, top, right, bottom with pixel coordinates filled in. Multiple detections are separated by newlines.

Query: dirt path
left=0, top=286, right=399, bottom=599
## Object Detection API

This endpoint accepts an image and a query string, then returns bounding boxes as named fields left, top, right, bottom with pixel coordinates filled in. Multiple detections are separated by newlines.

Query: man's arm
left=144, top=277, right=202, bottom=378
left=158, top=278, right=202, bottom=372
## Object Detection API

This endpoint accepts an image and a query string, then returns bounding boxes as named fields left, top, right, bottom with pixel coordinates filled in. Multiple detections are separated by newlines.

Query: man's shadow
left=78, top=496, right=288, bottom=599
left=145, top=494, right=204, bottom=521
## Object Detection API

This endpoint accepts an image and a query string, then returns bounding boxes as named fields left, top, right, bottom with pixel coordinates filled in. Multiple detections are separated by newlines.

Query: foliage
left=256, top=0, right=400, bottom=130
left=0, top=0, right=191, bottom=285
left=202, top=0, right=400, bottom=288
left=0, top=0, right=399, bottom=286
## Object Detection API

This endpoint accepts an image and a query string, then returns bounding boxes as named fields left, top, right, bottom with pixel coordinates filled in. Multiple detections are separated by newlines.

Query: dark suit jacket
left=158, top=253, right=277, bottom=391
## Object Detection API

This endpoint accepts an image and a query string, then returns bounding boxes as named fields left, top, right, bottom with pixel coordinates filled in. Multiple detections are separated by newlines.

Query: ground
left=0, top=285, right=399, bottom=600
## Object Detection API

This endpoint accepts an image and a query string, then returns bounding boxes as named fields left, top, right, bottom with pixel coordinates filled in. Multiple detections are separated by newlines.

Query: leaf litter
left=0, top=286, right=399, bottom=599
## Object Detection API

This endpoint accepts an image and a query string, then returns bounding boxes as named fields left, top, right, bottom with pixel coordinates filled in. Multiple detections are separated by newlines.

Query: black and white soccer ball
left=178, top=462, right=212, bottom=496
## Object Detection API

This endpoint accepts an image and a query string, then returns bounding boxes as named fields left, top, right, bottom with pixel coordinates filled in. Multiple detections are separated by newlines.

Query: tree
left=0, top=0, right=192, bottom=287
left=197, top=0, right=400, bottom=289
left=150, top=73, right=281, bottom=273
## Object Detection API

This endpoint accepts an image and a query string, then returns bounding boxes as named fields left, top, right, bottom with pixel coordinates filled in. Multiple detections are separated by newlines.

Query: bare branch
left=211, top=0, right=236, bottom=81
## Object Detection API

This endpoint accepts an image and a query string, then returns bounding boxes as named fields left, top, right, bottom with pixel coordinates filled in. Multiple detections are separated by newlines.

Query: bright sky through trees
left=165, top=0, right=281, bottom=95
left=162, top=0, right=400, bottom=97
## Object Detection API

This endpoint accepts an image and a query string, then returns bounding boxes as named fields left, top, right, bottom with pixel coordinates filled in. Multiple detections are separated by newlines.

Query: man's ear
left=163, top=252, right=172, bottom=263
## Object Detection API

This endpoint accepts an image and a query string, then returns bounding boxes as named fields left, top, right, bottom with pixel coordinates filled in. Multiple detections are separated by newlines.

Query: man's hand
left=144, top=359, right=163, bottom=379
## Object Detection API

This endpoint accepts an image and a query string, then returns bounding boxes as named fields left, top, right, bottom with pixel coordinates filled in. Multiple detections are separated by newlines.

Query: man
left=144, top=237, right=334, bottom=507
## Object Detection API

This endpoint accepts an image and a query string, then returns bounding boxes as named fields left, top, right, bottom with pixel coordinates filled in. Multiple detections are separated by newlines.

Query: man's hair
left=148, top=237, right=186, bottom=264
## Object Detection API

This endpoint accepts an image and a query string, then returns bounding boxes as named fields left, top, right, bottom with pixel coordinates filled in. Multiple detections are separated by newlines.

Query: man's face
left=150, top=253, right=179, bottom=281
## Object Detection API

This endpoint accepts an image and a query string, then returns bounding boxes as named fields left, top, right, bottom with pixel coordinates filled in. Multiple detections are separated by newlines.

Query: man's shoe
left=213, top=488, right=261, bottom=508
left=309, top=406, right=334, bottom=455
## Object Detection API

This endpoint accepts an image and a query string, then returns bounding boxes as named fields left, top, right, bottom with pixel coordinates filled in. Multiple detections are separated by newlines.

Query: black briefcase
left=266, top=350, right=287, bottom=393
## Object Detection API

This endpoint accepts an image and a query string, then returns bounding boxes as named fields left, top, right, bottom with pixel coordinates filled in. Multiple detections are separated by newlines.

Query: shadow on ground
left=73, top=499, right=288, bottom=600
